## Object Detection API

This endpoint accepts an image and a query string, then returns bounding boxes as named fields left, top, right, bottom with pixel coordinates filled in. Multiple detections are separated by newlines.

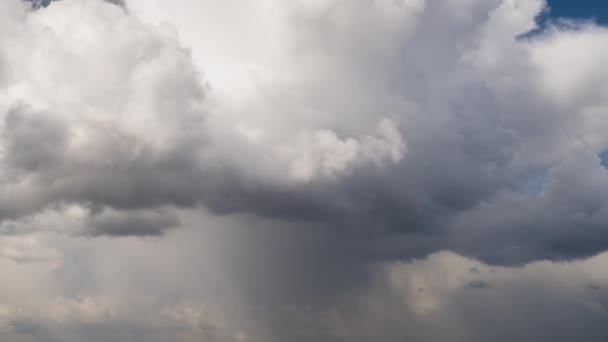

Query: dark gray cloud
left=0, top=222, right=607, bottom=342
left=309, top=252, right=608, bottom=342
left=85, top=208, right=180, bottom=236
left=9, top=319, right=41, bottom=335
left=466, top=279, right=493, bottom=290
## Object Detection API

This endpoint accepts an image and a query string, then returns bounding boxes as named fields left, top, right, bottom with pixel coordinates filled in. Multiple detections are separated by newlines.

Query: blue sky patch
left=522, top=0, right=608, bottom=38
left=520, top=168, right=549, bottom=197
left=600, top=151, right=608, bottom=169
left=546, top=0, right=608, bottom=25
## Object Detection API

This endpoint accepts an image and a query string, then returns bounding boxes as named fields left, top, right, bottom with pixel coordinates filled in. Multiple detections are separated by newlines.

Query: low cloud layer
left=0, top=227, right=607, bottom=342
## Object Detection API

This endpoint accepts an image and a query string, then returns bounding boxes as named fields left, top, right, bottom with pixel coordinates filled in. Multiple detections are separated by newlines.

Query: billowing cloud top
left=2, top=0, right=608, bottom=265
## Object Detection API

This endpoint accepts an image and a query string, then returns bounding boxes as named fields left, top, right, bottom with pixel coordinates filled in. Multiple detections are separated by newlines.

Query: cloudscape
left=1, top=0, right=608, bottom=341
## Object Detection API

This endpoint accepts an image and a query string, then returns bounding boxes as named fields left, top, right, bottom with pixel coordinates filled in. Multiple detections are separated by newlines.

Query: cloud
left=0, top=0, right=211, bottom=235
left=1, top=0, right=608, bottom=261
left=466, top=279, right=493, bottom=290
left=1, top=1, right=608, bottom=339
left=0, top=235, right=60, bottom=263
left=0, top=214, right=605, bottom=342
left=313, top=251, right=608, bottom=342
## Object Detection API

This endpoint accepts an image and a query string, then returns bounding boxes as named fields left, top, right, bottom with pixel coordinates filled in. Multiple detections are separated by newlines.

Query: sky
left=0, top=0, right=608, bottom=341
left=547, top=0, right=608, bottom=24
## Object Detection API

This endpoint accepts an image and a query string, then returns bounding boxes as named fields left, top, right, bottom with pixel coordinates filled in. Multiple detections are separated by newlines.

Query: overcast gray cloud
left=1, top=226, right=607, bottom=342
left=1, top=0, right=608, bottom=340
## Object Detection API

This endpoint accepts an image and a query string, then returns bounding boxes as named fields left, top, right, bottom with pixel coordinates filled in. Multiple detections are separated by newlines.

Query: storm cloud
left=1, top=0, right=608, bottom=340
left=0, top=0, right=607, bottom=264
